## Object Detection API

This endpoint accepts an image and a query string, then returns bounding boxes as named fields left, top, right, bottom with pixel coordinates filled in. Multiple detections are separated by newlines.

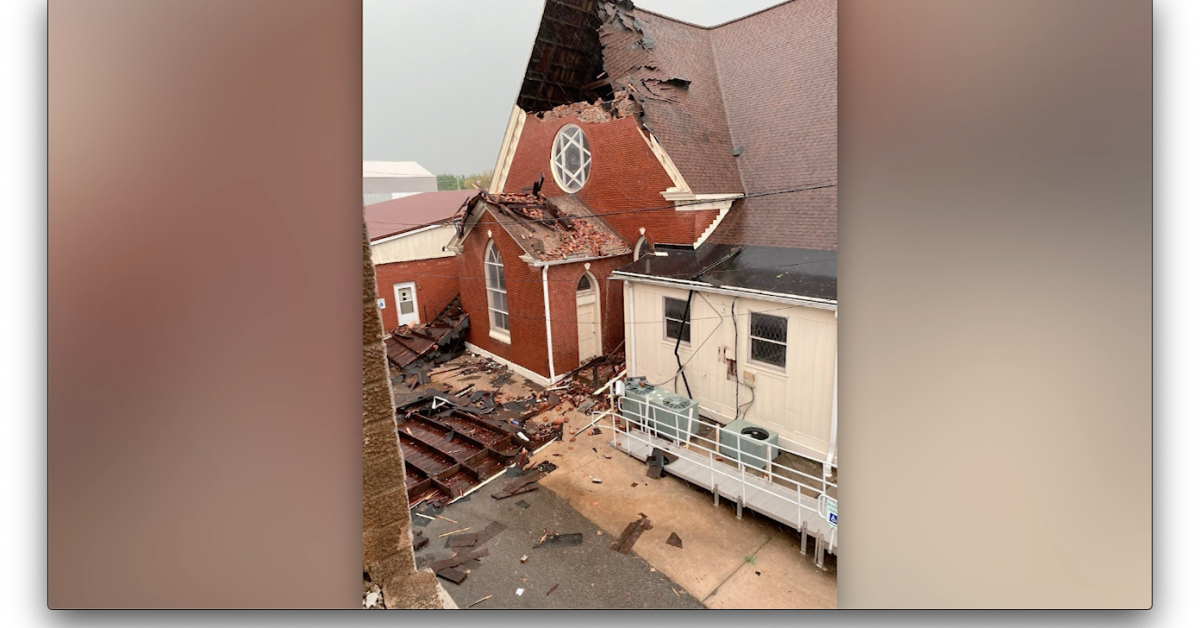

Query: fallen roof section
left=384, top=299, right=469, bottom=368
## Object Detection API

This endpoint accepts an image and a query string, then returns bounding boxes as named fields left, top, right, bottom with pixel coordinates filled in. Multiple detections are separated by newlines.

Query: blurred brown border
left=45, top=0, right=1151, bottom=610
left=48, top=0, right=362, bottom=608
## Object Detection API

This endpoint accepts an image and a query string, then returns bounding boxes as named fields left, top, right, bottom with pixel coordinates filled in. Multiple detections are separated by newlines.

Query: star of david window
left=550, top=124, right=591, bottom=193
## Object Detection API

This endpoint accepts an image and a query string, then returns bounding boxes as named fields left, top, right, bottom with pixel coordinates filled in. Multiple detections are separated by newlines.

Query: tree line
left=437, top=170, right=492, bottom=191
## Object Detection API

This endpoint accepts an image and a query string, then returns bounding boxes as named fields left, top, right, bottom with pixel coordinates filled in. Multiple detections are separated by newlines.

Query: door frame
left=575, top=271, right=602, bottom=364
left=392, top=281, right=420, bottom=327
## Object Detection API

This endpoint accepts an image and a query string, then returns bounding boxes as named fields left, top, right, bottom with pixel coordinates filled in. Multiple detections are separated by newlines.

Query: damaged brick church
left=449, top=0, right=836, bottom=459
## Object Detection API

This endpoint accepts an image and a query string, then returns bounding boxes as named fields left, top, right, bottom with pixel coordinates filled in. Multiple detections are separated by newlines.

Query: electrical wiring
left=652, top=292, right=726, bottom=389
left=365, top=181, right=836, bottom=228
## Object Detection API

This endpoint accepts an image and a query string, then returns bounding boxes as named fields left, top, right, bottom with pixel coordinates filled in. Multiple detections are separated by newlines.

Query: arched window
left=633, top=236, right=650, bottom=260
left=577, top=273, right=592, bottom=291
left=551, top=124, right=591, bottom=193
left=484, top=241, right=509, bottom=337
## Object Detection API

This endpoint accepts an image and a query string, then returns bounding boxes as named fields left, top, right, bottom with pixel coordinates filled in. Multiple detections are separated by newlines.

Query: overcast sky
left=363, top=0, right=786, bottom=175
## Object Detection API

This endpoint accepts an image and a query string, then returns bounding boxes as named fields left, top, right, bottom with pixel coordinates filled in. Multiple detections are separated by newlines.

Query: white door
left=576, top=273, right=600, bottom=363
left=393, top=282, right=419, bottom=327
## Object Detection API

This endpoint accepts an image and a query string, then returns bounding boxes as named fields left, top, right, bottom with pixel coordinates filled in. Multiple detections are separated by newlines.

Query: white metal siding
left=370, top=224, right=457, bottom=265
left=625, top=282, right=836, bottom=457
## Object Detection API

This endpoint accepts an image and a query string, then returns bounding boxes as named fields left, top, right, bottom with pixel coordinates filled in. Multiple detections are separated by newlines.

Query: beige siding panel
left=370, top=225, right=457, bottom=265
left=627, top=282, right=836, bottom=458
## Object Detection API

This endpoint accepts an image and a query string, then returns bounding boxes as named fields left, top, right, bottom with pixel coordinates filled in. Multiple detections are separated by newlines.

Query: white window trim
left=663, top=296, right=692, bottom=345
left=484, top=241, right=510, bottom=342
left=633, top=236, right=648, bottom=260
left=747, top=311, right=789, bottom=373
left=550, top=124, right=591, bottom=193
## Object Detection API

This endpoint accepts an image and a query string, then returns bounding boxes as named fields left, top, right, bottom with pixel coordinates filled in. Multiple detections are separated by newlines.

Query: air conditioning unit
left=620, top=377, right=658, bottom=429
left=649, top=392, right=701, bottom=444
left=719, top=419, right=780, bottom=470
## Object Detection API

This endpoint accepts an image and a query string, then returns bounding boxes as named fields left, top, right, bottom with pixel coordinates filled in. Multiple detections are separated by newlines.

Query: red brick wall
left=458, top=209, right=552, bottom=378
left=545, top=257, right=629, bottom=375
left=504, top=112, right=720, bottom=247
left=458, top=206, right=632, bottom=380
left=373, top=256, right=458, bottom=332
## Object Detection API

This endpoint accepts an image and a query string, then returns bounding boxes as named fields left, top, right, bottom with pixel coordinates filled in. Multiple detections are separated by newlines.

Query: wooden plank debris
left=428, top=548, right=489, bottom=572
left=611, top=515, right=653, bottom=554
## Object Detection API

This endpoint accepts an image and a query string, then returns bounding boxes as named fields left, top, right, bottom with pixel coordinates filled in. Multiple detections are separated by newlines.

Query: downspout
left=825, top=310, right=838, bottom=479
left=731, top=296, right=740, bottom=419
left=542, top=265, right=557, bottom=383
left=625, top=280, right=637, bottom=376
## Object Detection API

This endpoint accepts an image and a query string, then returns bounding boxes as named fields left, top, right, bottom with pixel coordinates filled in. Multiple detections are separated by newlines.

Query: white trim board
left=489, top=105, right=527, bottom=195
left=369, top=222, right=448, bottom=246
left=612, top=272, right=838, bottom=310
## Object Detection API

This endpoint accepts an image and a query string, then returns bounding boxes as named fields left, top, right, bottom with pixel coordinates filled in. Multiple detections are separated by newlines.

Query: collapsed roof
left=514, top=0, right=837, bottom=251
left=457, top=189, right=630, bottom=262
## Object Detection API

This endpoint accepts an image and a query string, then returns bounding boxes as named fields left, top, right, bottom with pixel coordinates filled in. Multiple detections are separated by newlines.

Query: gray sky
left=363, top=0, right=786, bottom=175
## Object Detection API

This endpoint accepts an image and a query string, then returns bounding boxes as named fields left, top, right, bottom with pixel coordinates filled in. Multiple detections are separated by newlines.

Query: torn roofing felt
left=614, top=242, right=836, bottom=302
left=514, top=0, right=837, bottom=251
left=458, top=190, right=630, bottom=262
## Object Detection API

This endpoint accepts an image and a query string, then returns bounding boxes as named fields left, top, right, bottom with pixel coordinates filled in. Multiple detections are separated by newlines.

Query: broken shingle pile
left=385, top=298, right=469, bottom=370
left=474, top=190, right=630, bottom=262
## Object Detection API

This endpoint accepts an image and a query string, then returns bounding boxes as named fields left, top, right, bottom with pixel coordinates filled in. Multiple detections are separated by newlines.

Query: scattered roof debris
left=534, top=533, right=584, bottom=549
left=492, top=469, right=547, bottom=500
left=611, top=514, right=653, bottom=554
left=666, top=532, right=683, bottom=549
left=646, top=447, right=679, bottom=479
left=429, top=548, right=490, bottom=585
left=457, top=190, right=630, bottom=262
left=384, top=298, right=468, bottom=370
left=444, top=521, right=507, bottom=549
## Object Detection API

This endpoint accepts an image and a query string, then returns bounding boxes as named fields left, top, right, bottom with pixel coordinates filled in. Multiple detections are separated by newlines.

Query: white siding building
left=363, top=161, right=438, bottom=206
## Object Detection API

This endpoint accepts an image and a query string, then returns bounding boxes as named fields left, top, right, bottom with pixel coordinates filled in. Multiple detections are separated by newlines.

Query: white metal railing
left=587, top=376, right=838, bottom=544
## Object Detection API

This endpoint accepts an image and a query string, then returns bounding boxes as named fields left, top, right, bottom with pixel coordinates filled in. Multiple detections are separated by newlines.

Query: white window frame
left=484, top=241, right=510, bottom=343
left=392, top=281, right=420, bottom=326
left=663, top=296, right=691, bottom=345
left=550, top=124, right=591, bottom=193
left=748, top=311, right=788, bottom=371
left=633, top=236, right=648, bottom=260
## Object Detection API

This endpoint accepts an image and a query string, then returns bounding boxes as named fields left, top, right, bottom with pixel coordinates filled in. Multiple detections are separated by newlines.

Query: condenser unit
left=649, top=392, right=701, bottom=444
left=719, top=419, right=780, bottom=470
left=620, top=377, right=659, bottom=429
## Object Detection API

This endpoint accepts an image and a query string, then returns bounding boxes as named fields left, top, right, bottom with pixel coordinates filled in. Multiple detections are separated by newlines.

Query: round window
left=551, top=124, right=591, bottom=193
